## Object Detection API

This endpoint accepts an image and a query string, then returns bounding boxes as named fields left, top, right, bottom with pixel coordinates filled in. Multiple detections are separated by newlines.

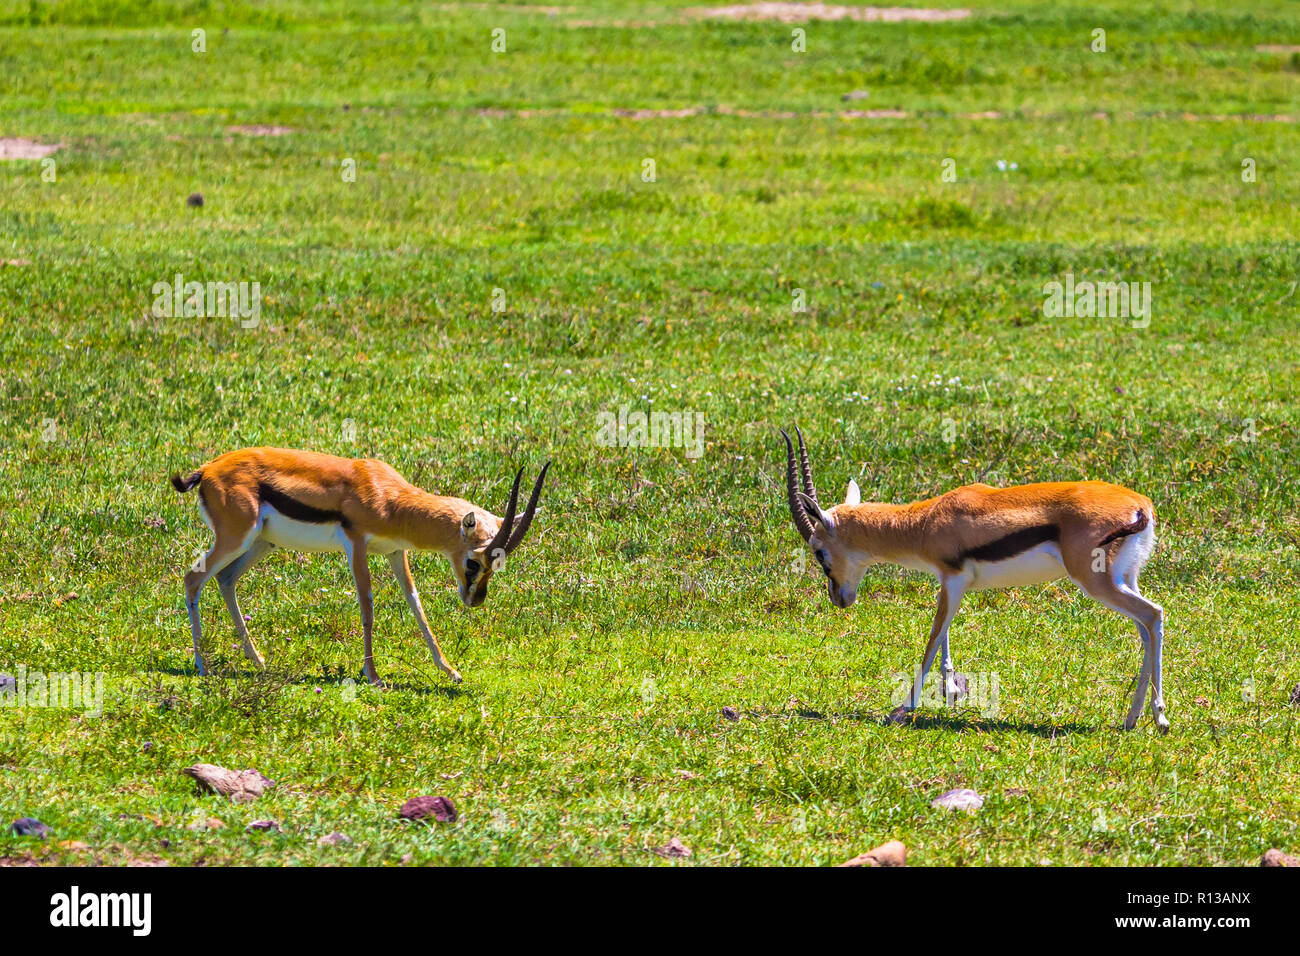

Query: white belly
left=365, top=535, right=412, bottom=555
left=259, top=505, right=346, bottom=552
left=967, top=542, right=1066, bottom=591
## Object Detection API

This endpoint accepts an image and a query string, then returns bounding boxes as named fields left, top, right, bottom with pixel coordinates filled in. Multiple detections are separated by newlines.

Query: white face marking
left=258, top=504, right=346, bottom=553
left=966, top=541, right=1066, bottom=591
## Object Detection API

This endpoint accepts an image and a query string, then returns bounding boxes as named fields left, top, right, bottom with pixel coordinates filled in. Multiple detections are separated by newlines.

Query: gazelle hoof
left=447, top=671, right=463, bottom=684
left=1155, top=714, right=1170, bottom=734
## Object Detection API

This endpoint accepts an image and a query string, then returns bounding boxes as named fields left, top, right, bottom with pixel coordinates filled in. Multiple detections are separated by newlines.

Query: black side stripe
left=950, top=523, right=1059, bottom=568
left=258, top=482, right=350, bottom=529
left=1097, top=510, right=1148, bottom=547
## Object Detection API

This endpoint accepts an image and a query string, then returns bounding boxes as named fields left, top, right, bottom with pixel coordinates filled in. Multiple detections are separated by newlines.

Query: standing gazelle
left=780, top=428, right=1167, bottom=732
left=171, top=448, right=550, bottom=686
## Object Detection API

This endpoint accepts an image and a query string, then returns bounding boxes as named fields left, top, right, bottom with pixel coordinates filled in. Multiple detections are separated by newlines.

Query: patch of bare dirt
left=470, top=106, right=1295, bottom=124
left=225, top=125, right=294, bottom=137
left=840, top=108, right=909, bottom=118
left=0, top=138, right=61, bottom=159
left=1257, top=44, right=1300, bottom=54
left=613, top=107, right=706, bottom=118
left=691, top=4, right=971, bottom=23
left=431, top=2, right=576, bottom=12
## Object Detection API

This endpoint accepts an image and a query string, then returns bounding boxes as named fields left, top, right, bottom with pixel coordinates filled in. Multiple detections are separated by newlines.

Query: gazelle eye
left=465, top=559, right=481, bottom=575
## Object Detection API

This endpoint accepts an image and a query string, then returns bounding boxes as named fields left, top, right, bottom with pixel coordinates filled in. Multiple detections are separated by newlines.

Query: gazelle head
left=782, top=427, right=869, bottom=609
left=454, top=462, right=550, bottom=608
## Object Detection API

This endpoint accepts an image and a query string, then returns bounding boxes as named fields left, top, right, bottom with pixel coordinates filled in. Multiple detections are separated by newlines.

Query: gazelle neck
left=832, top=499, right=932, bottom=565
left=389, top=486, right=473, bottom=554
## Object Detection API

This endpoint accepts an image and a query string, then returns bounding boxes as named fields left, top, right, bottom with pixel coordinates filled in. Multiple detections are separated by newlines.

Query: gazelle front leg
left=345, top=534, right=381, bottom=686
left=386, top=551, right=463, bottom=684
left=939, top=630, right=963, bottom=704
left=1123, top=622, right=1152, bottom=731
left=890, top=575, right=966, bottom=722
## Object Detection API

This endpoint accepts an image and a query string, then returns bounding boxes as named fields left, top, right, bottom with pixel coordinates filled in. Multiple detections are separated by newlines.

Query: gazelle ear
left=845, top=479, right=861, bottom=506
left=797, top=492, right=835, bottom=534
left=460, top=511, right=477, bottom=538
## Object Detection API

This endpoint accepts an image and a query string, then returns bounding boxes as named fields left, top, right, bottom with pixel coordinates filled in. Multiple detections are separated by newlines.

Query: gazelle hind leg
left=1115, top=533, right=1166, bottom=730
left=217, top=539, right=275, bottom=668
left=183, top=491, right=259, bottom=676
left=184, top=535, right=252, bottom=675
left=1066, top=543, right=1165, bottom=732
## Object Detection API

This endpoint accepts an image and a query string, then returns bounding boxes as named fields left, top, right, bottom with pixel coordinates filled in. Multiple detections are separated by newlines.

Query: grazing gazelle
left=171, top=448, right=550, bottom=686
left=780, top=428, right=1167, bottom=732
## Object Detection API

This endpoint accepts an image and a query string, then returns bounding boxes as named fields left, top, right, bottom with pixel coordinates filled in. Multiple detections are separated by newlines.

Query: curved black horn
left=485, top=466, right=524, bottom=559
left=794, top=425, right=819, bottom=508
left=504, top=460, right=550, bottom=555
left=782, top=429, right=815, bottom=542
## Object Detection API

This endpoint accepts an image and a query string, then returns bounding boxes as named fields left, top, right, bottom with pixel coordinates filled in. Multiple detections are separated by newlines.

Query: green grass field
left=1, top=0, right=1297, bottom=866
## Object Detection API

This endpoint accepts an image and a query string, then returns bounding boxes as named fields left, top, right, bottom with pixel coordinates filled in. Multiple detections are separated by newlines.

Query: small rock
left=143, top=515, right=167, bottom=530
left=838, top=840, right=907, bottom=867
left=399, top=795, right=457, bottom=823
left=186, top=192, right=204, bottom=207
left=187, top=817, right=225, bottom=831
left=1003, top=786, right=1028, bottom=798
left=1261, top=848, right=1298, bottom=867
left=721, top=706, right=740, bottom=722
left=931, top=788, right=984, bottom=812
left=654, top=837, right=691, bottom=858
left=10, top=817, right=50, bottom=838
left=181, top=763, right=274, bottom=803
left=246, top=820, right=280, bottom=832
left=0, top=674, right=14, bottom=697
left=885, top=705, right=912, bottom=725
left=317, top=832, right=351, bottom=846
left=1289, top=683, right=1300, bottom=706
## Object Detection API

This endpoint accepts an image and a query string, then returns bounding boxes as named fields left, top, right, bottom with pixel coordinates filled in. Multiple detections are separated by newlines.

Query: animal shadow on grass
left=145, top=659, right=466, bottom=701
left=748, top=707, right=1092, bottom=738
left=758, top=706, right=1098, bottom=736
left=888, top=709, right=1100, bottom=737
